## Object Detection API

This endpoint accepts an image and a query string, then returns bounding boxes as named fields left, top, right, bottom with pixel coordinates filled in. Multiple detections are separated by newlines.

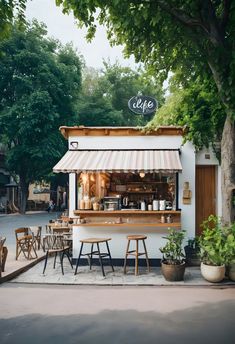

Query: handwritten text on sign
left=128, top=95, right=158, bottom=115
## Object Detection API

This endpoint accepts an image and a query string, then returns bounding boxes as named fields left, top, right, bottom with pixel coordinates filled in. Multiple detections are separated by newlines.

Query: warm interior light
left=139, top=172, right=145, bottom=178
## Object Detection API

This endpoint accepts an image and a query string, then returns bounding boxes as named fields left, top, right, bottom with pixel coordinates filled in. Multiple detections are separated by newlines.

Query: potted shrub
left=199, top=215, right=228, bottom=283
left=184, top=236, right=200, bottom=266
left=223, top=222, right=235, bottom=281
left=160, top=229, right=186, bottom=281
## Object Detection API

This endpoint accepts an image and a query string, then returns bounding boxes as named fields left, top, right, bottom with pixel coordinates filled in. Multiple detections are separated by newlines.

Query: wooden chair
left=43, top=234, right=73, bottom=275
left=0, top=237, right=8, bottom=277
left=52, top=227, right=71, bottom=234
left=29, top=226, right=42, bottom=250
left=15, top=227, right=37, bottom=260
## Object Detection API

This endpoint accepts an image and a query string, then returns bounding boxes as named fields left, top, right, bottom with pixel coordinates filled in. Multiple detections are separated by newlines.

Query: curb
left=0, top=255, right=45, bottom=284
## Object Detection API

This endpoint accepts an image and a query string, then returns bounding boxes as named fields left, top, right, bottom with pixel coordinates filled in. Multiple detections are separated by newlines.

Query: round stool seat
left=75, top=237, right=114, bottom=277
left=80, top=238, right=111, bottom=244
left=127, top=235, right=147, bottom=241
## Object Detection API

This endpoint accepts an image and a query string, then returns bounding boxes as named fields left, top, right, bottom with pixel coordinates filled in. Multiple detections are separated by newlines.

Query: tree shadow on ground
left=0, top=300, right=235, bottom=344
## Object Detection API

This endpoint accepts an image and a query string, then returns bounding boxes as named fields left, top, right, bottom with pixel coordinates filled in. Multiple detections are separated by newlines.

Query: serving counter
left=72, top=210, right=181, bottom=260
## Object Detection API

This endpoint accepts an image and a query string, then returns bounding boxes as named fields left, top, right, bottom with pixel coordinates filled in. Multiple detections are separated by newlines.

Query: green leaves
left=199, top=215, right=235, bottom=266
left=78, top=61, right=164, bottom=126
left=160, top=229, right=186, bottom=265
left=0, top=21, right=82, bottom=184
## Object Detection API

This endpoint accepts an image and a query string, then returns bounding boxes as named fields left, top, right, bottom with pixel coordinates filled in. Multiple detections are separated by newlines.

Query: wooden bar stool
left=74, top=238, right=114, bottom=277
left=124, top=235, right=150, bottom=275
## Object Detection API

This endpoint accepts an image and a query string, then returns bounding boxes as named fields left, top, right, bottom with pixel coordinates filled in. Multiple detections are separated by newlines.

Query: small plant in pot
left=160, top=229, right=186, bottom=281
left=184, top=236, right=200, bottom=266
left=199, top=215, right=228, bottom=283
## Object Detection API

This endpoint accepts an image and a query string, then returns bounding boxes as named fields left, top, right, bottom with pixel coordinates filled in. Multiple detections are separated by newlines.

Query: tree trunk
left=19, top=177, right=29, bottom=214
left=221, top=115, right=235, bottom=225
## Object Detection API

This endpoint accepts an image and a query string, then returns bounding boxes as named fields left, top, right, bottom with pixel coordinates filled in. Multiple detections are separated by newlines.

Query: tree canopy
left=0, top=0, right=26, bottom=40
left=78, top=62, right=164, bottom=126
left=148, top=72, right=226, bottom=155
left=56, top=0, right=235, bottom=223
left=0, top=21, right=82, bottom=212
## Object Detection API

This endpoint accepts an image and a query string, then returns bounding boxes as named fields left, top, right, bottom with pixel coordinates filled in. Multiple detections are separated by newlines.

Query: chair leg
left=123, top=240, right=130, bottom=274
left=135, top=240, right=139, bottom=276
left=2, top=247, right=8, bottom=272
left=43, top=251, right=49, bottom=274
left=60, top=252, right=64, bottom=275
left=65, top=249, right=73, bottom=269
left=53, top=251, right=57, bottom=269
left=142, top=239, right=150, bottom=272
left=89, top=243, right=94, bottom=270
left=74, top=242, right=84, bottom=275
left=16, top=244, right=19, bottom=260
left=97, top=243, right=105, bottom=277
left=106, top=241, right=114, bottom=272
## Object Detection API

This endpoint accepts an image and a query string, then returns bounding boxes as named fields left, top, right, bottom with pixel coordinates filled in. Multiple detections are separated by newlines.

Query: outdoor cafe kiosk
left=53, top=126, right=221, bottom=262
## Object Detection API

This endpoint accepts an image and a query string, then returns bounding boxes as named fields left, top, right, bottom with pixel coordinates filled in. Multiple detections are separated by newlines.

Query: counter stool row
left=74, top=235, right=150, bottom=277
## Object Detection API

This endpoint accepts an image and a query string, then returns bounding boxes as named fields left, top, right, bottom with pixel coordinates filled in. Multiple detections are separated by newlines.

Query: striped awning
left=53, top=150, right=182, bottom=173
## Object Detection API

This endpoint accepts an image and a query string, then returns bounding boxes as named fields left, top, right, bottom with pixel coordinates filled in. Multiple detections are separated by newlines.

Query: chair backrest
left=0, top=236, right=6, bottom=247
left=52, top=227, right=70, bottom=234
left=46, top=234, right=65, bottom=250
left=29, top=226, right=42, bottom=238
left=15, top=228, right=29, bottom=240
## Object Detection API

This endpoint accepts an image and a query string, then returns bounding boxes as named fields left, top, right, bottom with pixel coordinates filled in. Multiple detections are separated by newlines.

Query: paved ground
left=0, top=212, right=58, bottom=249
left=0, top=283, right=235, bottom=343
left=10, top=259, right=235, bottom=286
left=0, top=212, right=58, bottom=280
left=1, top=213, right=235, bottom=343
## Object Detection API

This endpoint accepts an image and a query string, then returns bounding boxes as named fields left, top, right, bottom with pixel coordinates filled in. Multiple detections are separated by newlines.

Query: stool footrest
left=83, top=251, right=110, bottom=258
left=127, top=252, right=146, bottom=257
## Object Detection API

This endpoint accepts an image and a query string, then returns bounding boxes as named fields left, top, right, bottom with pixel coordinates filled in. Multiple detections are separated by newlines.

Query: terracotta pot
left=228, top=264, right=235, bottom=281
left=161, top=261, right=186, bottom=281
left=200, top=262, right=225, bottom=283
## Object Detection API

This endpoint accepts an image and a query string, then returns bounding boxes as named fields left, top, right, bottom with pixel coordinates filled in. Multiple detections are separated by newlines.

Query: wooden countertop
left=72, top=222, right=181, bottom=227
left=74, top=210, right=181, bottom=215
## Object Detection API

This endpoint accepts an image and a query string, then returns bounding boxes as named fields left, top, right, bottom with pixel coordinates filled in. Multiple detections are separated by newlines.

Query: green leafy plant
left=160, top=229, right=186, bottom=265
left=223, top=222, right=235, bottom=265
left=199, top=215, right=235, bottom=266
left=187, top=237, right=200, bottom=251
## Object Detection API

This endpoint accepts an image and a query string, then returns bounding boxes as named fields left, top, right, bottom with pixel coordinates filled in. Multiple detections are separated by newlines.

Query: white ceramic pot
left=200, top=262, right=225, bottom=283
left=228, top=264, right=235, bottom=281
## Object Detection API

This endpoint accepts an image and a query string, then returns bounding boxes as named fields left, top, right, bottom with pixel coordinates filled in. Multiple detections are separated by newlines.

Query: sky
left=25, top=0, right=137, bottom=70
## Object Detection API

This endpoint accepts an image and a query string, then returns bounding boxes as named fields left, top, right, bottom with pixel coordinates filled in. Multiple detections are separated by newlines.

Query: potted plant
left=223, top=222, right=235, bottom=281
left=160, top=229, right=186, bottom=281
left=184, top=236, right=200, bottom=266
left=199, top=215, right=227, bottom=283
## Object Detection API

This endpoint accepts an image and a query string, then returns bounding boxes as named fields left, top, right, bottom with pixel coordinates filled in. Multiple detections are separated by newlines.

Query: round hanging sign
left=128, top=95, right=158, bottom=115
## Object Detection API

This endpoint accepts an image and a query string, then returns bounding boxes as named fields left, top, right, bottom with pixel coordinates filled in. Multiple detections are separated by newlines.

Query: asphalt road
left=0, top=284, right=235, bottom=344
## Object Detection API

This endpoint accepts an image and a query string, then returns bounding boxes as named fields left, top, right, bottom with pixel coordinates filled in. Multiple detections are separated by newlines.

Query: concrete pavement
left=0, top=212, right=58, bottom=281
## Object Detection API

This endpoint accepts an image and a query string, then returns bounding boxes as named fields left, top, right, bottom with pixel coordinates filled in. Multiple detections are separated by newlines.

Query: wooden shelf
left=72, top=222, right=181, bottom=227
left=74, top=210, right=181, bottom=215
left=126, top=191, right=156, bottom=194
